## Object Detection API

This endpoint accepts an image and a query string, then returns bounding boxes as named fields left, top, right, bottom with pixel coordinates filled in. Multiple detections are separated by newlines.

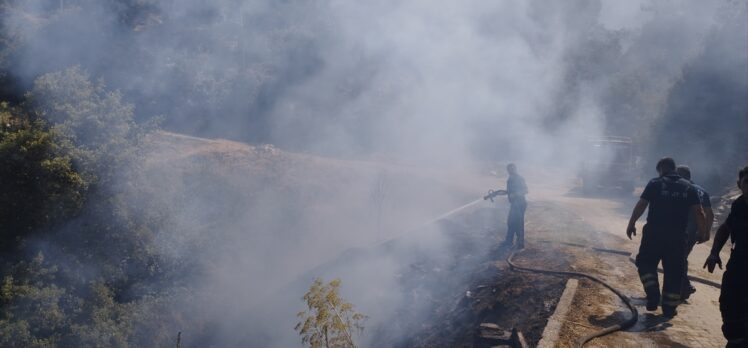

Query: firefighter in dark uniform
left=501, top=163, right=528, bottom=249
left=676, top=165, right=714, bottom=300
left=705, top=166, right=748, bottom=347
left=626, top=157, right=707, bottom=318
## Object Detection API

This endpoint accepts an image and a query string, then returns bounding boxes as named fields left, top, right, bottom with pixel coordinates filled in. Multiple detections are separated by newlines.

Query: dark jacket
left=726, top=195, right=748, bottom=270
left=640, top=173, right=700, bottom=234
left=506, top=174, right=528, bottom=205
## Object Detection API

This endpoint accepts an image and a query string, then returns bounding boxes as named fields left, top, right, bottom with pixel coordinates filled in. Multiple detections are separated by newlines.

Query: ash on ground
left=369, top=207, right=570, bottom=347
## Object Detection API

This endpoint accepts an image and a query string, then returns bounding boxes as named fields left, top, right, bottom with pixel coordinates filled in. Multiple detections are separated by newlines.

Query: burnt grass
left=369, top=207, right=570, bottom=347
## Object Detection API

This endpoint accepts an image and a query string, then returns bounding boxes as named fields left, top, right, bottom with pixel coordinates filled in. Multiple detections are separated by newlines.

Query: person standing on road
left=626, top=157, right=708, bottom=318
left=501, top=163, right=528, bottom=249
left=676, top=165, right=714, bottom=300
left=704, top=166, right=748, bottom=347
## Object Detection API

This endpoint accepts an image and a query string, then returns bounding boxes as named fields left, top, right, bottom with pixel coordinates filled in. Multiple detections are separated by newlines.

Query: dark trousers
left=682, top=236, right=697, bottom=294
left=635, top=226, right=686, bottom=310
left=504, top=201, right=526, bottom=246
left=720, top=265, right=748, bottom=346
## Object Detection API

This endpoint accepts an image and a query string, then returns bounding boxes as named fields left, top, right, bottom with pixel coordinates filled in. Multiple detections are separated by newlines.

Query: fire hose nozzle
left=484, top=189, right=507, bottom=202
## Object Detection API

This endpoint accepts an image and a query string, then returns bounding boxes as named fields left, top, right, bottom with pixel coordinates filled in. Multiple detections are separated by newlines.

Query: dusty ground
left=524, top=181, right=729, bottom=347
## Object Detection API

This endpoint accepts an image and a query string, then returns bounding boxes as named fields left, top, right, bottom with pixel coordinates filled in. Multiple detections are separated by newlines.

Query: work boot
left=646, top=298, right=659, bottom=311
left=662, top=306, right=678, bottom=318
left=682, top=285, right=696, bottom=301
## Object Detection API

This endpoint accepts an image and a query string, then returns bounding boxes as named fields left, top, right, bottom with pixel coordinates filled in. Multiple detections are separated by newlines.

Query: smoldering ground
left=2, top=0, right=746, bottom=346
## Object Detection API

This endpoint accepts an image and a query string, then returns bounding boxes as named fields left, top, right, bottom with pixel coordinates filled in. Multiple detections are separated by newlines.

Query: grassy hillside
left=143, top=130, right=490, bottom=277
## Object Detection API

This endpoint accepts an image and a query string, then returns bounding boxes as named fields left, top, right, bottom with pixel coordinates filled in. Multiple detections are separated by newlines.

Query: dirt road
left=517, top=180, right=729, bottom=347
left=375, top=169, right=729, bottom=347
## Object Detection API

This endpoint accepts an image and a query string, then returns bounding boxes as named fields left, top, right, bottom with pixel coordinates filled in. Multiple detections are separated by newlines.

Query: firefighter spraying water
left=485, top=163, right=528, bottom=249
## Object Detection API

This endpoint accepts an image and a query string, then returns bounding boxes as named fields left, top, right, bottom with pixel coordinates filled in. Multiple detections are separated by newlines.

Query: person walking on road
left=676, top=165, right=714, bottom=300
left=704, top=166, right=748, bottom=347
left=501, top=163, right=528, bottom=249
left=626, top=157, right=708, bottom=318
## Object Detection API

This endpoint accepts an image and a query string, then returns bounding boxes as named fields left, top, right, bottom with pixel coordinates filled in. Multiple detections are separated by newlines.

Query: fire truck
left=579, top=136, right=638, bottom=194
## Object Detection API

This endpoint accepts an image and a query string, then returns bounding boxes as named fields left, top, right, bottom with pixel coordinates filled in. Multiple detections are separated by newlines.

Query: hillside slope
left=127, top=132, right=500, bottom=346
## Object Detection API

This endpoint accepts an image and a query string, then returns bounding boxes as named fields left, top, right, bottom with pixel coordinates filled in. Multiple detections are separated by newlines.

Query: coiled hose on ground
left=419, top=198, right=640, bottom=346
left=536, top=240, right=722, bottom=289
left=416, top=197, right=722, bottom=347
left=506, top=247, right=638, bottom=348
left=508, top=241, right=723, bottom=347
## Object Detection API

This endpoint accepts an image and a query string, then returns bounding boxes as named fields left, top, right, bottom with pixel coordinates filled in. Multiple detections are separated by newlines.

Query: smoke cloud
left=2, top=0, right=745, bottom=346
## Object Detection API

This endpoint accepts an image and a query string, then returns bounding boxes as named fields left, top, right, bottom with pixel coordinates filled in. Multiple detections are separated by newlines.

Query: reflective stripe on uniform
left=639, top=273, right=657, bottom=281
left=641, top=273, right=658, bottom=288
left=662, top=292, right=681, bottom=306
left=727, top=338, right=745, bottom=344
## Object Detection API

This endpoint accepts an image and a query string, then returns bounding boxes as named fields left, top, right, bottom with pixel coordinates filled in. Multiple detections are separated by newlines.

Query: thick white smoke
left=2, top=0, right=737, bottom=346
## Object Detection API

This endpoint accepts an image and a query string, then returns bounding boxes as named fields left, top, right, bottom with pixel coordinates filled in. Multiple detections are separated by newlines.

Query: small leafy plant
left=295, top=278, right=367, bottom=348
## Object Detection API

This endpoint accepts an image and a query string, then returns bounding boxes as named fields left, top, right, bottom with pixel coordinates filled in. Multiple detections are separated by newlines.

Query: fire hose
left=422, top=193, right=722, bottom=347
left=508, top=240, right=722, bottom=347
left=535, top=240, right=722, bottom=289
left=506, top=248, right=638, bottom=348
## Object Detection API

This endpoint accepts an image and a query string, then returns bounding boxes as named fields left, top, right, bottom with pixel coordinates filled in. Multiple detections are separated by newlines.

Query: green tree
left=24, top=66, right=162, bottom=285
left=295, top=278, right=367, bottom=348
left=0, top=252, right=71, bottom=347
left=0, top=66, right=164, bottom=346
left=26, top=66, right=149, bottom=188
left=0, top=103, right=87, bottom=250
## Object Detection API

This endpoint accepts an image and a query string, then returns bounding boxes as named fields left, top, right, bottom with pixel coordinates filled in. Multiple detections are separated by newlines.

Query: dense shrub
left=0, top=67, right=167, bottom=346
left=0, top=103, right=87, bottom=251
